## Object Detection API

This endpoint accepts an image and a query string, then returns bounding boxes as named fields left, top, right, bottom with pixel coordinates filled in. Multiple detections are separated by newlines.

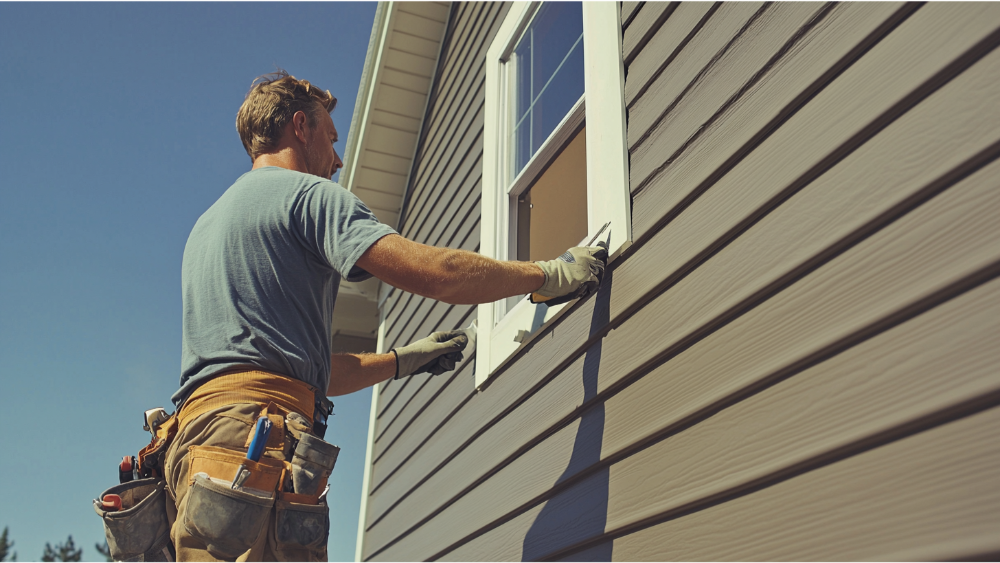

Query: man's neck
left=252, top=148, right=308, bottom=174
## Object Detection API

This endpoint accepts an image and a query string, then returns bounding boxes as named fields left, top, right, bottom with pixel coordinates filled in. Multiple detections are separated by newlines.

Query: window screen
left=516, top=127, right=588, bottom=262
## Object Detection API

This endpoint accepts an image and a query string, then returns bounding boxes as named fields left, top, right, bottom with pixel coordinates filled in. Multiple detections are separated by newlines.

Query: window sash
left=478, top=2, right=631, bottom=389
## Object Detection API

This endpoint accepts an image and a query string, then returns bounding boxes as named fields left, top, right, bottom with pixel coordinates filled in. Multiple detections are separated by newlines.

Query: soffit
left=335, top=1, right=449, bottom=314
left=341, top=1, right=451, bottom=230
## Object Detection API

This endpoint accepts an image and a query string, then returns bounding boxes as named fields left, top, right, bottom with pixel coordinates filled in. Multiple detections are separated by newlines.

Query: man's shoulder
left=232, top=167, right=352, bottom=200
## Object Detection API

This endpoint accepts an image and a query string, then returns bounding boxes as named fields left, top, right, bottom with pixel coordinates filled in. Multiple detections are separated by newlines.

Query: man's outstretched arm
left=326, top=330, right=470, bottom=395
left=355, top=234, right=545, bottom=305
left=326, top=353, right=395, bottom=396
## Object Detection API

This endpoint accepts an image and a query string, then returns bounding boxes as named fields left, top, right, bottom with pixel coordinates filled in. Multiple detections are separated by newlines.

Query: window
left=477, top=2, right=631, bottom=388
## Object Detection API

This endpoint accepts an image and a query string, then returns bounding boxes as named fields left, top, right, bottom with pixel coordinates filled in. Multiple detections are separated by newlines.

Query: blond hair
left=236, top=70, right=337, bottom=161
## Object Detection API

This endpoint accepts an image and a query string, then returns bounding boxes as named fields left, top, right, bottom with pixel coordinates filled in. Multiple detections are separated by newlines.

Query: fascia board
left=342, top=1, right=393, bottom=192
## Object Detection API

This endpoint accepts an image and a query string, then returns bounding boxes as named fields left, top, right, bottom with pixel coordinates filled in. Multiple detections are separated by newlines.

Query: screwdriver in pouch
left=232, top=417, right=271, bottom=490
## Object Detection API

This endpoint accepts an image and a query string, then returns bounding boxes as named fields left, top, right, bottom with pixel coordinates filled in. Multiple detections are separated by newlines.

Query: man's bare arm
left=326, top=353, right=396, bottom=396
left=356, top=234, right=545, bottom=305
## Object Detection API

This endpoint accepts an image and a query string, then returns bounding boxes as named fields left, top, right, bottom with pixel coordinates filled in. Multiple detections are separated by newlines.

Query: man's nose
left=333, top=149, right=343, bottom=171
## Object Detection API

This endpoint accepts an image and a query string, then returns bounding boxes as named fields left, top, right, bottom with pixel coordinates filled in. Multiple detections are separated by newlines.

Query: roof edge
left=342, top=1, right=391, bottom=191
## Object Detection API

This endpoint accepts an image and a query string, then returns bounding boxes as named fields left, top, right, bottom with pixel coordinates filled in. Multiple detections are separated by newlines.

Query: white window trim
left=477, top=1, right=630, bottom=389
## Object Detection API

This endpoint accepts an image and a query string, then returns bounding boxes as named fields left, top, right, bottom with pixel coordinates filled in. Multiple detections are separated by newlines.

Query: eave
left=332, top=1, right=450, bottom=340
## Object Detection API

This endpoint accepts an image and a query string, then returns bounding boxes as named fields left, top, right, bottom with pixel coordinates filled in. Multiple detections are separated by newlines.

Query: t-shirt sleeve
left=294, top=180, right=398, bottom=282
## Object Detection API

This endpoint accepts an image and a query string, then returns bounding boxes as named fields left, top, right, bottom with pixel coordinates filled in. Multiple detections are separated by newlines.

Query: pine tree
left=94, top=541, right=112, bottom=562
left=40, top=536, right=81, bottom=562
left=0, top=527, right=16, bottom=562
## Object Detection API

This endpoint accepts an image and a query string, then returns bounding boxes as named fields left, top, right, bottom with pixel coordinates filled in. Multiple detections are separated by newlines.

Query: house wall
left=360, top=2, right=1000, bottom=560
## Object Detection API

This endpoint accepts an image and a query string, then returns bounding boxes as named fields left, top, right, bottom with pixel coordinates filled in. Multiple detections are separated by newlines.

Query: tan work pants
left=163, top=403, right=328, bottom=562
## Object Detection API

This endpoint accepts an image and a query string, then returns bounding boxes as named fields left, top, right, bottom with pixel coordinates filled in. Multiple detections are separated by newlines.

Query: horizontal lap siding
left=363, top=2, right=1000, bottom=561
left=362, top=2, right=511, bottom=559
left=376, top=1, right=496, bottom=405
left=377, top=1, right=504, bottom=411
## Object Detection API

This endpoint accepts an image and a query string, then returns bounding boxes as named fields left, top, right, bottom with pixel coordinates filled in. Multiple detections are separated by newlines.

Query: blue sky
left=0, top=3, right=378, bottom=560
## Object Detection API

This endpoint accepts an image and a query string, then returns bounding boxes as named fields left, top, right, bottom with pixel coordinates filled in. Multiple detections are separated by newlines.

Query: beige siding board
left=630, top=4, right=1000, bottom=234
left=383, top=168, right=483, bottom=356
left=366, top=124, right=418, bottom=158
left=373, top=4, right=1000, bottom=528
left=397, top=2, right=451, bottom=24
left=369, top=111, right=422, bottom=137
left=401, top=91, right=485, bottom=241
left=355, top=148, right=413, bottom=177
left=401, top=5, right=505, bottom=234
left=377, top=297, right=474, bottom=437
left=372, top=341, right=476, bottom=461
left=453, top=403, right=1000, bottom=562
left=627, top=1, right=766, bottom=149
left=383, top=47, right=438, bottom=78
left=370, top=358, right=476, bottom=487
left=410, top=128, right=483, bottom=244
left=610, top=55, right=1000, bottom=370
left=370, top=80, right=1000, bottom=560
left=386, top=178, right=479, bottom=354
left=415, top=158, right=483, bottom=249
left=378, top=4, right=492, bottom=344
left=629, top=2, right=830, bottom=185
left=373, top=190, right=484, bottom=446
left=387, top=261, right=477, bottom=354
left=394, top=10, right=447, bottom=42
left=443, top=277, right=1000, bottom=560
left=379, top=69, right=433, bottom=100
left=622, top=1, right=676, bottom=65
left=374, top=83, right=428, bottom=119
left=384, top=167, right=481, bottom=351
left=385, top=129, right=485, bottom=344
left=355, top=168, right=407, bottom=197
left=626, top=0, right=905, bottom=201
left=389, top=29, right=443, bottom=61
left=403, top=3, right=487, bottom=188
left=599, top=287, right=1000, bottom=553
left=367, top=351, right=589, bottom=535
left=377, top=230, right=481, bottom=419
left=400, top=103, right=485, bottom=239
left=352, top=182, right=405, bottom=212
left=409, top=2, right=493, bottom=169
left=620, top=1, right=643, bottom=28
left=372, top=304, right=477, bottom=456
left=624, top=2, right=716, bottom=106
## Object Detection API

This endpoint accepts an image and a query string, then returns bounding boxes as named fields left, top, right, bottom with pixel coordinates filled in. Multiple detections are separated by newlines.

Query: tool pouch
left=94, top=478, right=172, bottom=562
left=183, top=473, right=274, bottom=560
left=290, top=434, right=340, bottom=495
left=270, top=493, right=330, bottom=562
left=181, top=445, right=283, bottom=560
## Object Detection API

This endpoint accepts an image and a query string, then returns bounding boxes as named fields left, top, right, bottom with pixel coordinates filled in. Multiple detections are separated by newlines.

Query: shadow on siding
left=522, top=270, right=614, bottom=561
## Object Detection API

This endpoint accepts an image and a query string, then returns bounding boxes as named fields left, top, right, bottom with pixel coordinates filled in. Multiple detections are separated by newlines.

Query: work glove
left=531, top=243, right=609, bottom=306
left=391, top=329, right=469, bottom=379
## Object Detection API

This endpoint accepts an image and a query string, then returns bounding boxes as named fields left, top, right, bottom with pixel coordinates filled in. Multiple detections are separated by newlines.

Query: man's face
left=304, top=109, right=343, bottom=180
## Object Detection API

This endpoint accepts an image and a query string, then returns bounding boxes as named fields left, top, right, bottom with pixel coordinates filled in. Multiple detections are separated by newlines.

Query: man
left=163, top=71, right=606, bottom=561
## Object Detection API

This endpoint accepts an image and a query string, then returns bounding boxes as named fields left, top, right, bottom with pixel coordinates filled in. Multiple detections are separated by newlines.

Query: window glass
left=510, top=2, right=585, bottom=178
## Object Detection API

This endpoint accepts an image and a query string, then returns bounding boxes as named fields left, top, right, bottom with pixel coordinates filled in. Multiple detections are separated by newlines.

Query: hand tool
left=530, top=221, right=611, bottom=306
left=232, top=417, right=272, bottom=490
left=143, top=408, right=170, bottom=436
left=118, top=456, right=136, bottom=484
left=101, top=494, right=122, bottom=511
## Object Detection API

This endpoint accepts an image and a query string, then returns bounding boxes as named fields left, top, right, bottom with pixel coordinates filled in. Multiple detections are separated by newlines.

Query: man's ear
left=291, top=110, right=310, bottom=144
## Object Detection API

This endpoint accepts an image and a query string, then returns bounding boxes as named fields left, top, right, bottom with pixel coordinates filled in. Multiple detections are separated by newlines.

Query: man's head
left=236, top=70, right=343, bottom=178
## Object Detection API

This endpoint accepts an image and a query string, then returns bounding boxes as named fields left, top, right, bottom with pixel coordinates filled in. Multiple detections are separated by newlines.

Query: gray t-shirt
left=172, top=167, right=397, bottom=408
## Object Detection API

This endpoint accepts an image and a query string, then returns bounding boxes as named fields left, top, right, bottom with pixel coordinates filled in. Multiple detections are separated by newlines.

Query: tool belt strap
left=177, top=370, right=316, bottom=432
